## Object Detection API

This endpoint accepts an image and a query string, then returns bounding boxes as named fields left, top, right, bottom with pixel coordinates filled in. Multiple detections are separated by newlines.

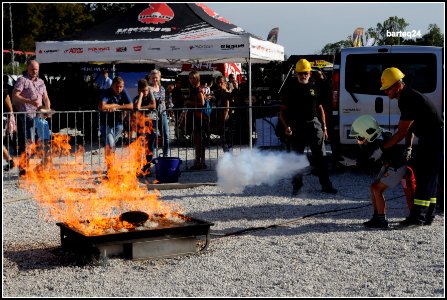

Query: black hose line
left=211, top=194, right=406, bottom=238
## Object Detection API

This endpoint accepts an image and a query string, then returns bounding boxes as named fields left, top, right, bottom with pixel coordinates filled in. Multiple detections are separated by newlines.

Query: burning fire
left=19, top=120, right=185, bottom=236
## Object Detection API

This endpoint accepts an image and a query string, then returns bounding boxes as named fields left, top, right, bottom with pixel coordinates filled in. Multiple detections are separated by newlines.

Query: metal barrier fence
left=3, top=105, right=284, bottom=180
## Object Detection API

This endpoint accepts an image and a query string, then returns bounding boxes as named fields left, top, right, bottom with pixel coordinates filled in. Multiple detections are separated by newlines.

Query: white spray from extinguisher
left=217, top=149, right=309, bottom=194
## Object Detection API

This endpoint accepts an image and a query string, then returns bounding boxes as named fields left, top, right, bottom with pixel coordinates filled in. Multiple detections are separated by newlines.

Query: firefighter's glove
left=369, top=147, right=383, bottom=162
left=403, top=147, right=412, bottom=162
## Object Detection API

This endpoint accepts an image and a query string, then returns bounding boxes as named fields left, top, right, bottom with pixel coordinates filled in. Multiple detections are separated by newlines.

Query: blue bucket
left=154, top=156, right=182, bottom=183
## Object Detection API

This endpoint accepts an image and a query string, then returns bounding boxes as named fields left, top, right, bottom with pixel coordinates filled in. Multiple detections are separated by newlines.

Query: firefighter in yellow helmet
left=375, top=67, right=444, bottom=226
left=279, top=59, right=337, bottom=195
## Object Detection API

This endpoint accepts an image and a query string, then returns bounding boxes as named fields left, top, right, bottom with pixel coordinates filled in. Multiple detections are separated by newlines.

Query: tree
left=364, top=27, right=378, bottom=45
left=321, top=37, right=352, bottom=55
left=401, top=24, right=444, bottom=46
left=375, top=16, right=409, bottom=45
left=2, top=3, right=135, bottom=52
left=3, top=3, right=94, bottom=51
left=320, top=16, right=443, bottom=54
left=83, top=3, right=134, bottom=24
left=420, top=24, right=444, bottom=46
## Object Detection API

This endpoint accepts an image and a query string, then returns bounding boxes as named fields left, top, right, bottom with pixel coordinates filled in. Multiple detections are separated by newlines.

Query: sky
left=206, top=2, right=445, bottom=55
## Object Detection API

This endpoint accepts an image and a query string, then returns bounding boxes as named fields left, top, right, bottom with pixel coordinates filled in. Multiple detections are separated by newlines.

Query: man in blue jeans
left=12, top=60, right=52, bottom=175
left=98, top=76, right=133, bottom=171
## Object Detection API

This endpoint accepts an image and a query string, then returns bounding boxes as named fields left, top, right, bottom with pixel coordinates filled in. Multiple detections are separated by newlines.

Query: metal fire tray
left=56, top=214, right=214, bottom=260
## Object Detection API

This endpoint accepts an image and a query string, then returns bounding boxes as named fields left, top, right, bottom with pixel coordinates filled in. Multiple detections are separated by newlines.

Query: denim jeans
left=17, top=114, right=35, bottom=155
left=157, top=112, right=170, bottom=156
left=100, top=124, right=123, bottom=152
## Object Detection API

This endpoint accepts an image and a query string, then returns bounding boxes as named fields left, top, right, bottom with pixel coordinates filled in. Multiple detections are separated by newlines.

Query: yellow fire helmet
left=349, top=115, right=383, bottom=144
left=295, top=59, right=312, bottom=73
left=380, top=67, right=405, bottom=90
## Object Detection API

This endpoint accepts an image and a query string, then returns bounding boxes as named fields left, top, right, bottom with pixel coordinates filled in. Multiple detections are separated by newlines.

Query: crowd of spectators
left=3, top=61, right=296, bottom=173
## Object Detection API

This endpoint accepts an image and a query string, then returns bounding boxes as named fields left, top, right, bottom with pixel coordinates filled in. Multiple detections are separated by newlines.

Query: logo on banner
left=253, top=45, right=271, bottom=53
left=116, top=27, right=174, bottom=34
left=225, top=63, right=242, bottom=76
left=138, top=3, right=174, bottom=25
left=116, top=47, right=127, bottom=52
left=221, top=44, right=245, bottom=50
left=148, top=47, right=161, bottom=51
left=39, top=49, right=59, bottom=54
left=170, top=46, right=180, bottom=51
left=88, top=47, right=111, bottom=53
left=133, top=45, right=142, bottom=52
left=64, top=48, right=83, bottom=54
left=189, top=45, right=213, bottom=50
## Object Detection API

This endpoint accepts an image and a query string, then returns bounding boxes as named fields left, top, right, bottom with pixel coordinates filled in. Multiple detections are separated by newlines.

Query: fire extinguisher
left=401, top=166, right=416, bottom=210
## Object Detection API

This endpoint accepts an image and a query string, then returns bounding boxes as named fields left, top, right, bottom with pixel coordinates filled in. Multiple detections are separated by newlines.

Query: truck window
left=345, top=53, right=437, bottom=95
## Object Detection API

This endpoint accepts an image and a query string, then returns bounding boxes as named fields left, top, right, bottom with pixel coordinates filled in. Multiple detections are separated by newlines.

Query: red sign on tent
left=2, top=50, right=35, bottom=55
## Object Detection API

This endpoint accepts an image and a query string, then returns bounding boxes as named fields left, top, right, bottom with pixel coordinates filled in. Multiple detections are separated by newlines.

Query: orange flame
left=19, top=123, right=184, bottom=236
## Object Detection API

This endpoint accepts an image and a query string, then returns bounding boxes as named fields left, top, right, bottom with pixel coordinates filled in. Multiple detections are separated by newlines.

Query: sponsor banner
left=181, top=63, right=241, bottom=77
left=224, top=63, right=242, bottom=77
left=311, top=60, right=333, bottom=69
left=36, top=41, right=147, bottom=63
left=249, top=37, right=284, bottom=61
left=36, top=37, right=283, bottom=64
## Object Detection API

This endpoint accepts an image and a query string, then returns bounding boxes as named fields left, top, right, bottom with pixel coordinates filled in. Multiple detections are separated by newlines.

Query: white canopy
left=35, top=3, right=284, bottom=65
left=35, top=3, right=285, bottom=147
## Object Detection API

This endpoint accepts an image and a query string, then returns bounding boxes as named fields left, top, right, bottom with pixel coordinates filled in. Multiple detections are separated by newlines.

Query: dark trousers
left=221, top=117, right=235, bottom=152
left=192, top=116, right=209, bottom=165
left=411, top=128, right=444, bottom=220
left=290, top=117, right=332, bottom=188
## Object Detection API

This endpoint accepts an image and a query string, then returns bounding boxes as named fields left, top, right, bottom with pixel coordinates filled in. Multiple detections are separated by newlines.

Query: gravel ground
left=2, top=165, right=445, bottom=297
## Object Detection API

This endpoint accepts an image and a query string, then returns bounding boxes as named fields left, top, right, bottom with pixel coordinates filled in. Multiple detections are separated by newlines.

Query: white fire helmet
left=349, top=115, right=383, bottom=144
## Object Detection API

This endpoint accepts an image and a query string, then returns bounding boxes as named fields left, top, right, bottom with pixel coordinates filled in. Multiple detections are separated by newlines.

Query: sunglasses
left=383, top=81, right=398, bottom=93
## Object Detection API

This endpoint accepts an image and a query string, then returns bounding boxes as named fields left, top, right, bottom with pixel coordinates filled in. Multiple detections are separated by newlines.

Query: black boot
left=424, top=201, right=436, bottom=226
left=3, top=159, right=15, bottom=171
left=321, top=183, right=338, bottom=194
left=363, top=211, right=378, bottom=226
left=399, top=215, right=423, bottom=226
left=292, top=181, right=303, bottom=195
left=292, top=176, right=303, bottom=195
left=399, top=207, right=424, bottom=226
left=364, top=214, right=389, bottom=229
left=424, top=216, right=435, bottom=226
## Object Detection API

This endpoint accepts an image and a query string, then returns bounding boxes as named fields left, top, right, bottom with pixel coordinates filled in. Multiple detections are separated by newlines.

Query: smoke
left=217, top=149, right=309, bottom=194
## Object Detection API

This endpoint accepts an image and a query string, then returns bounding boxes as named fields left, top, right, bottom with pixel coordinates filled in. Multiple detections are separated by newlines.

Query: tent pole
left=248, top=57, right=252, bottom=149
left=9, top=4, right=15, bottom=74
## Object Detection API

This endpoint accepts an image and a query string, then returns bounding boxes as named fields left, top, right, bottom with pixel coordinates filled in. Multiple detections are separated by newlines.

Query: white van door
left=338, top=46, right=442, bottom=145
